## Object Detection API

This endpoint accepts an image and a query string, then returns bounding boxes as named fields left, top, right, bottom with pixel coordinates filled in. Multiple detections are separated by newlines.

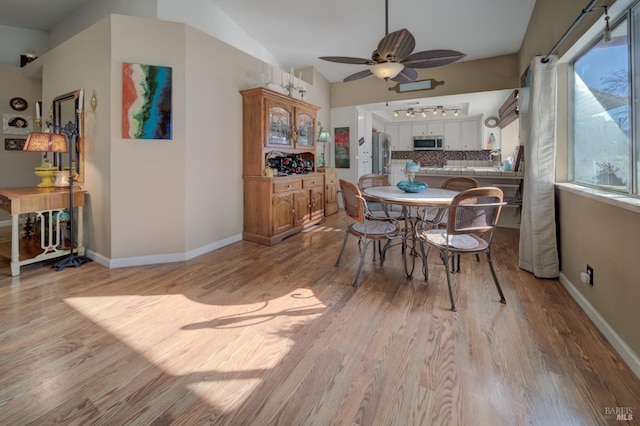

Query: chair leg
left=353, top=240, right=371, bottom=287
left=335, top=232, right=349, bottom=267
left=443, top=251, right=457, bottom=312
left=486, top=250, right=506, bottom=304
left=419, top=240, right=429, bottom=281
left=380, top=238, right=391, bottom=265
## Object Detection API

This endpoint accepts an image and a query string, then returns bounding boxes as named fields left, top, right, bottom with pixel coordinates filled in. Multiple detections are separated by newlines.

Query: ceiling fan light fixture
left=370, top=62, right=404, bottom=79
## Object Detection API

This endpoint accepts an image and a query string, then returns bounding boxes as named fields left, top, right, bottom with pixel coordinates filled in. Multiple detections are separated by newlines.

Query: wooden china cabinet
left=320, top=168, right=339, bottom=216
left=241, top=87, right=324, bottom=245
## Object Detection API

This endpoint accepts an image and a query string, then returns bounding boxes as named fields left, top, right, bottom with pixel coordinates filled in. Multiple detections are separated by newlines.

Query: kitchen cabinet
left=413, top=122, right=444, bottom=136
left=461, top=120, right=481, bottom=150
left=240, top=87, right=324, bottom=245
left=385, top=125, right=399, bottom=149
left=410, top=122, right=446, bottom=137
left=357, top=157, right=372, bottom=178
left=412, top=124, right=427, bottom=137
left=386, top=124, right=412, bottom=151
left=322, top=168, right=339, bottom=216
left=398, top=125, right=413, bottom=151
left=444, top=122, right=463, bottom=150
left=390, top=165, right=405, bottom=186
left=357, top=107, right=372, bottom=157
left=444, top=119, right=481, bottom=151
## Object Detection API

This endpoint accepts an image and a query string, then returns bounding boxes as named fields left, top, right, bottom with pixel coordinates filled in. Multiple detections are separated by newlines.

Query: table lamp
left=316, top=123, right=332, bottom=168
left=23, top=131, right=68, bottom=187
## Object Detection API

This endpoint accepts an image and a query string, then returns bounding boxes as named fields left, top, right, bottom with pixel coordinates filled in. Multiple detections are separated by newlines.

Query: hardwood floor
left=0, top=213, right=639, bottom=425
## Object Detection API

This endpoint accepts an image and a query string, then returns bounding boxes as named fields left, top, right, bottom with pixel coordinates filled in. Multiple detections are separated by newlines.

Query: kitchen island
left=390, top=162, right=524, bottom=228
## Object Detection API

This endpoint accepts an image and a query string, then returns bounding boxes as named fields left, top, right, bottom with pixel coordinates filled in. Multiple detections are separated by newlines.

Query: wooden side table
left=0, top=187, right=87, bottom=276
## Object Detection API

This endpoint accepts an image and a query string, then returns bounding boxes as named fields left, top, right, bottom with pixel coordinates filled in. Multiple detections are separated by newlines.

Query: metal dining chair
left=416, top=187, right=507, bottom=311
left=422, top=176, right=479, bottom=272
left=357, top=174, right=405, bottom=220
left=336, top=179, right=401, bottom=287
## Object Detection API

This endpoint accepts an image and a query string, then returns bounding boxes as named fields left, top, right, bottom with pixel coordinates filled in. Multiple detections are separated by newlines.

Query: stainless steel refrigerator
left=372, top=132, right=392, bottom=176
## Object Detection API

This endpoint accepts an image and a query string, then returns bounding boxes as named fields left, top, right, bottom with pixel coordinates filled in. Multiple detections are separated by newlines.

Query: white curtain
left=518, top=55, right=560, bottom=278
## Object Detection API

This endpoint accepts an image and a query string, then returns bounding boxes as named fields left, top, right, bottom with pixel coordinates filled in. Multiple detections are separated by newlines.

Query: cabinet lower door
left=310, top=188, right=324, bottom=221
left=293, top=191, right=310, bottom=226
left=273, top=193, right=294, bottom=235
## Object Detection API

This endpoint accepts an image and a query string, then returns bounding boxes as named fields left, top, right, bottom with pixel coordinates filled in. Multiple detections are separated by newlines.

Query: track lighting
left=391, top=105, right=461, bottom=119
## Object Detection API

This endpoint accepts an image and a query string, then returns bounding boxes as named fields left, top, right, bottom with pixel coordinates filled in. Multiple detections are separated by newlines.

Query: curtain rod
left=541, top=0, right=600, bottom=63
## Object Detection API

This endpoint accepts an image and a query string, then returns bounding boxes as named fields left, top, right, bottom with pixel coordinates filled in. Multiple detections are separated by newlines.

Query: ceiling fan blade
left=376, top=28, right=415, bottom=62
left=401, top=50, right=466, bottom=68
left=391, top=67, right=417, bottom=83
left=343, top=69, right=373, bottom=82
left=319, top=56, right=373, bottom=65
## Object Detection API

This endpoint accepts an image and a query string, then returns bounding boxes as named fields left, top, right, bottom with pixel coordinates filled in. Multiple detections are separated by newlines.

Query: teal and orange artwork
left=122, top=63, right=172, bottom=139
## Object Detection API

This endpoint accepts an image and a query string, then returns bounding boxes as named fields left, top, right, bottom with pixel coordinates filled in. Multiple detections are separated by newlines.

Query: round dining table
left=363, top=185, right=459, bottom=279
left=363, top=186, right=458, bottom=207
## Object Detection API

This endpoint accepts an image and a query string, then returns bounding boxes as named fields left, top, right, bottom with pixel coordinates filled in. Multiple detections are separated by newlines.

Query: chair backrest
left=339, top=179, right=366, bottom=224
left=441, top=176, right=479, bottom=192
left=358, top=174, right=391, bottom=190
left=446, top=187, right=505, bottom=236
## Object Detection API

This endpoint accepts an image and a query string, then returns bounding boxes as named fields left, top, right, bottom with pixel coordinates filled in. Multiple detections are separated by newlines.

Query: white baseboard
left=102, top=233, right=243, bottom=269
left=0, top=220, right=11, bottom=227
left=559, top=272, right=640, bottom=379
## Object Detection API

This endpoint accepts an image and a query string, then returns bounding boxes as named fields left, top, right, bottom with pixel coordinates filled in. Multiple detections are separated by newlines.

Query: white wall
left=50, top=0, right=158, bottom=48
left=157, top=0, right=280, bottom=70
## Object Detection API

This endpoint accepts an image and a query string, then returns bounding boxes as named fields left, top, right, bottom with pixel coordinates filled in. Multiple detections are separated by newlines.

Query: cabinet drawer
left=274, top=179, right=302, bottom=193
left=303, top=176, right=324, bottom=188
left=324, top=175, right=337, bottom=185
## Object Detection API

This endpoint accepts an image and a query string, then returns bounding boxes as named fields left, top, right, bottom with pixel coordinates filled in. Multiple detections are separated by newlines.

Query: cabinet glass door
left=295, top=111, right=314, bottom=147
left=267, top=101, right=292, bottom=146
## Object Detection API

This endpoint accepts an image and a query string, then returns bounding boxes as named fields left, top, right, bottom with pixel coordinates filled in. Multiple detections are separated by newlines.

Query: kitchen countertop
left=415, top=166, right=524, bottom=179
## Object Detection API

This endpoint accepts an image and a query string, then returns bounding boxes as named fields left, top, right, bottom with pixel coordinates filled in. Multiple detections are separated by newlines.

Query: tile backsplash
left=391, top=150, right=490, bottom=167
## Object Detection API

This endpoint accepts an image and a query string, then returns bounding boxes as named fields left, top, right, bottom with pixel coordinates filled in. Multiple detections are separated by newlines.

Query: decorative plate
left=484, top=116, right=500, bottom=128
left=397, top=180, right=428, bottom=193
left=10, top=97, right=28, bottom=111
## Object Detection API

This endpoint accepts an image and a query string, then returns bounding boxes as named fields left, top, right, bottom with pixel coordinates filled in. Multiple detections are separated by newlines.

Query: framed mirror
left=52, top=90, right=84, bottom=184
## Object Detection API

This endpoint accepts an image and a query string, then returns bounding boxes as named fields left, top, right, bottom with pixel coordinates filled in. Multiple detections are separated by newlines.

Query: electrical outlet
left=586, top=265, right=594, bottom=286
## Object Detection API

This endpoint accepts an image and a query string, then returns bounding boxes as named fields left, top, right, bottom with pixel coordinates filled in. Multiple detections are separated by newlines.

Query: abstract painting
left=122, top=63, right=172, bottom=139
left=334, top=127, right=350, bottom=168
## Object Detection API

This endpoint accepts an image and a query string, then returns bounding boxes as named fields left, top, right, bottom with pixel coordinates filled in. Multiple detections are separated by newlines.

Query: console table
left=0, top=187, right=87, bottom=276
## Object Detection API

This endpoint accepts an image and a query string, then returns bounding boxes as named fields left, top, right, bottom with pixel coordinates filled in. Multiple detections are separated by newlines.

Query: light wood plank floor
left=0, top=213, right=639, bottom=425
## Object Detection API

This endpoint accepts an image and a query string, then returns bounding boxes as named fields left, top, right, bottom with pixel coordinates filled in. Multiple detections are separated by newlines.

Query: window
left=571, top=3, right=639, bottom=194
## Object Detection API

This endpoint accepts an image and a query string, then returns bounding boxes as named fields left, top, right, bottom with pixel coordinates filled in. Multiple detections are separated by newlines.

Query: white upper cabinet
left=412, top=122, right=444, bottom=136
left=428, top=122, right=445, bottom=135
left=386, top=124, right=412, bottom=151
left=444, top=119, right=481, bottom=151
left=444, top=122, right=463, bottom=150
left=398, top=125, right=412, bottom=151
left=385, top=125, right=399, bottom=150
left=460, top=120, right=481, bottom=150
left=412, top=124, right=427, bottom=136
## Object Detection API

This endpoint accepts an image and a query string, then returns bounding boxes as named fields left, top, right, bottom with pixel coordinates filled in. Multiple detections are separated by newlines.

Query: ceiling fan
left=319, top=0, right=466, bottom=83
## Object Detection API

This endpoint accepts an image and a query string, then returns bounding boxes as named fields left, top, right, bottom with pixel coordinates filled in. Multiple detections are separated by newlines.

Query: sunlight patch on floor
left=64, top=287, right=326, bottom=411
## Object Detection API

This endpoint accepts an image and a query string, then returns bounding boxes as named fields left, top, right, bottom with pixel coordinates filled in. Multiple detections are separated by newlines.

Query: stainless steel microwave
left=413, top=136, right=444, bottom=150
